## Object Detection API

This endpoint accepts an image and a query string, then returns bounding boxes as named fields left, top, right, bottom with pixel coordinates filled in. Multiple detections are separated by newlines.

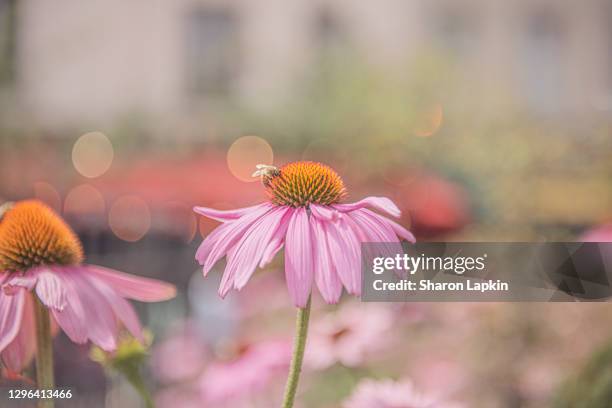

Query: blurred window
left=307, top=8, right=353, bottom=90
left=0, top=0, right=16, bottom=86
left=314, top=8, right=348, bottom=58
left=518, top=8, right=566, bottom=114
left=184, top=8, right=240, bottom=98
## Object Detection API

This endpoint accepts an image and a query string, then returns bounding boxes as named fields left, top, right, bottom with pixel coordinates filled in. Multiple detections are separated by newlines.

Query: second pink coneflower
left=0, top=200, right=176, bottom=406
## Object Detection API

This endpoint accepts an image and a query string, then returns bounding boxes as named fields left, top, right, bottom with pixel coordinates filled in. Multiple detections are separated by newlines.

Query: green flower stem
left=122, top=369, right=154, bottom=408
left=33, top=296, right=54, bottom=408
left=281, top=295, right=312, bottom=408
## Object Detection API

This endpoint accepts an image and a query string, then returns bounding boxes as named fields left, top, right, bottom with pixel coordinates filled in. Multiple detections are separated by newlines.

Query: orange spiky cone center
left=262, top=161, right=347, bottom=207
left=0, top=200, right=83, bottom=272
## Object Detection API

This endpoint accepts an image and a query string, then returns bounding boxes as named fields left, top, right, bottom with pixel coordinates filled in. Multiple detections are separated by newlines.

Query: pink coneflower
left=194, top=161, right=415, bottom=307
left=199, top=339, right=292, bottom=405
left=0, top=200, right=175, bottom=391
left=343, top=378, right=462, bottom=408
left=194, top=161, right=415, bottom=408
left=306, top=302, right=394, bottom=370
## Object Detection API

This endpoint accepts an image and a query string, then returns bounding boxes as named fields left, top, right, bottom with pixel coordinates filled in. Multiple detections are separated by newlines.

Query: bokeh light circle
left=64, top=184, right=106, bottom=217
left=108, top=195, right=151, bottom=242
left=226, top=135, right=274, bottom=182
left=414, top=104, right=444, bottom=137
left=72, top=131, right=114, bottom=178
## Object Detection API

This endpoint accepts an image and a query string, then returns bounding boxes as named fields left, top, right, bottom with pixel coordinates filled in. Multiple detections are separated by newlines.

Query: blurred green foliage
left=242, top=55, right=612, bottom=234
left=554, top=341, right=612, bottom=408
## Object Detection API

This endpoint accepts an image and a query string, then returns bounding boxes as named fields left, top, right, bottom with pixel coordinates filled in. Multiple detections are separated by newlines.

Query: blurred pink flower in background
left=306, top=302, right=394, bottom=369
left=391, top=303, right=428, bottom=324
left=199, top=339, right=292, bottom=404
left=343, top=378, right=463, bottom=408
left=410, top=354, right=465, bottom=400
left=235, top=270, right=291, bottom=320
left=151, top=320, right=208, bottom=385
left=0, top=200, right=176, bottom=373
left=194, top=161, right=415, bottom=307
left=580, top=223, right=612, bottom=271
left=156, top=386, right=204, bottom=408
left=581, top=223, right=612, bottom=242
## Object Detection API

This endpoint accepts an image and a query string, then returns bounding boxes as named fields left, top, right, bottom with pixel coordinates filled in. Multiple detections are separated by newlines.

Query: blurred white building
left=0, top=0, right=610, bottom=128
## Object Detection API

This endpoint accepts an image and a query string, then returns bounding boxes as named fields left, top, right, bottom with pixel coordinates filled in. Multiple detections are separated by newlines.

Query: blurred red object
left=94, top=149, right=264, bottom=207
left=90, top=149, right=269, bottom=238
left=393, top=173, right=470, bottom=238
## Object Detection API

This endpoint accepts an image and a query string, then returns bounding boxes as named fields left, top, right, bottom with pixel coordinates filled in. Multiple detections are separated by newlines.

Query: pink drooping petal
left=325, top=215, right=362, bottom=295
left=0, top=288, right=25, bottom=352
left=352, top=209, right=401, bottom=243
left=57, top=269, right=118, bottom=351
left=347, top=210, right=405, bottom=273
left=51, top=273, right=88, bottom=344
left=1, top=293, right=36, bottom=372
left=333, top=196, right=401, bottom=218
left=193, top=203, right=270, bottom=223
left=195, top=224, right=229, bottom=267
left=284, top=208, right=315, bottom=307
left=312, top=218, right=342, bottom=304
left=259, top=208, right=294, bottom=268
left=259, top=237, right=284, bottom=268
left=231, top=207, right=293, bottom=290
left=195, top=203, right=273, bottom=264
left=0, top=272, right=7, bottom=286
left=310, top=204, right=339, bottom=221
left=85, top=274, right=143, bottom=342
left=218, top=246, right=238, bottom=298
left=196, top=204, right=274, bottom=276
left=85, top=265, right=176, bottom=302
left=34, top=269, right=67, bottom=311
left=363, top=209, right=416, bottom=243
